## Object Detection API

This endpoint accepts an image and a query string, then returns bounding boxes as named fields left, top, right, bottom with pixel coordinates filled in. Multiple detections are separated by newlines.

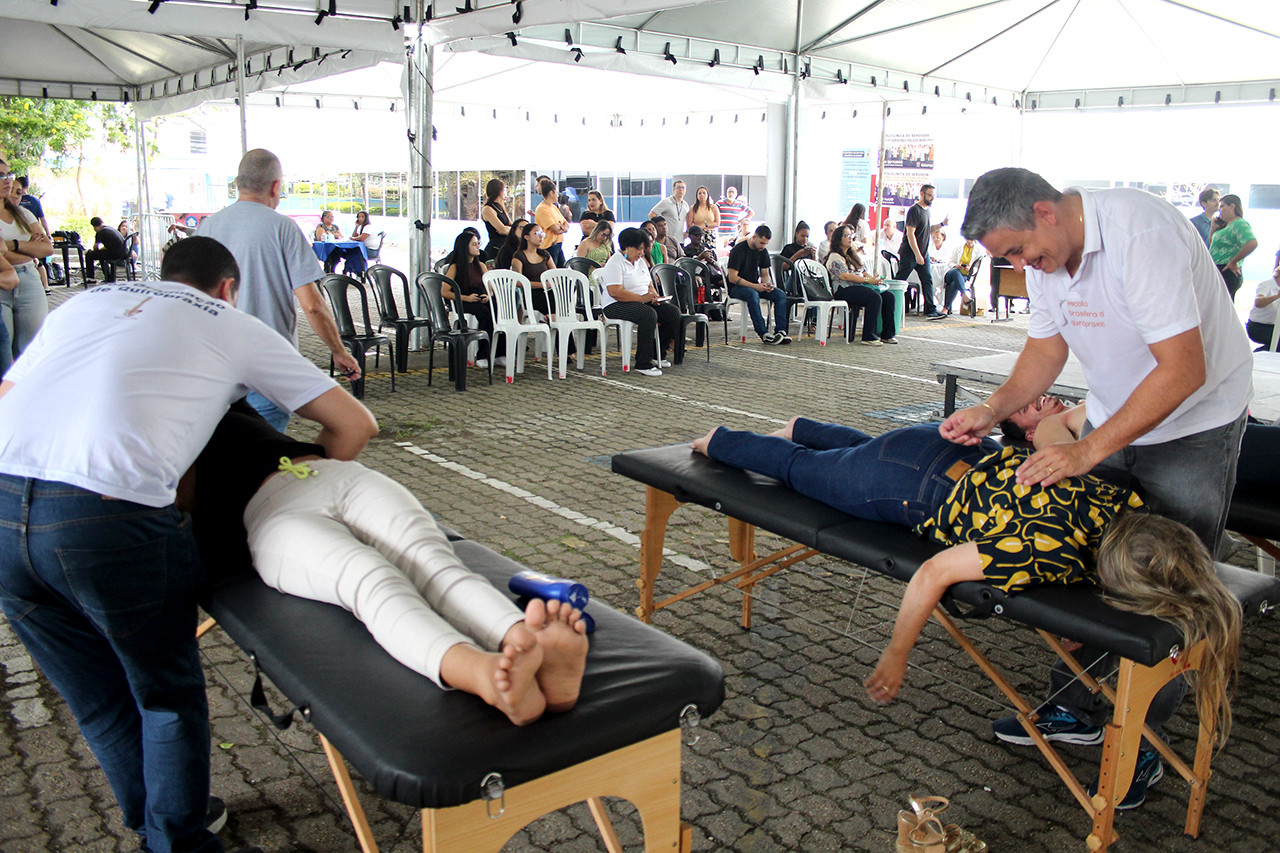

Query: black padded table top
left=612, top=444, right=1280, bottom=667
left=204, top=538, right=725, bottom=809
left=1227, top=483, right=1280, bottom=540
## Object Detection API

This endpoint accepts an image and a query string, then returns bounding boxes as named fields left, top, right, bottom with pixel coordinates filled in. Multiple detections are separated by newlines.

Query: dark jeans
left=1047, top=411, right=1247, bottom=742
left=547, top=243, right=566, bottom=268
left=834, top=284, right=896, bottom=341
left=85, top=249, right=127, bottom=282
left=943, top=268, right=968, bottom=311
left=896, top=252, right=936, bottom=313
left=463, top=300, right=501, bottom=360
left=1217, top=264, right=1242, bottom=301
left=728, top=283, right=789, bottom=337
left=0, top=475, right=219, bottom=853
left=706, top=419, right=997, bottom=526
left=602, top=300, right=679, bottom=369
left=1247, top=319, right=1275, bottom=350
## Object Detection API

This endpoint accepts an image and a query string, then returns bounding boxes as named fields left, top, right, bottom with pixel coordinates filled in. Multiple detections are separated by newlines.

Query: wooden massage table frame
left=636, top=484, right=1218, bottom=853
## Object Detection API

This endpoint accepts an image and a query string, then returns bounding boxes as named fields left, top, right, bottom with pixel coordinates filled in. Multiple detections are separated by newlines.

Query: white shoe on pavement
left=636, top=367, right=663, bottom=377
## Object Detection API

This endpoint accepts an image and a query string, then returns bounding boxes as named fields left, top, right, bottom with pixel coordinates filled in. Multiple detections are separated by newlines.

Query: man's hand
left=938, top=405, right=996, bottom=445
left=334, top=351, right=362, bottom=380
left=1015, top=440, right=1101, bottom=487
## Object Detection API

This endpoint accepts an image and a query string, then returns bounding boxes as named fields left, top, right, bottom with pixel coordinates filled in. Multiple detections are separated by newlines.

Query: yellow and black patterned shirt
left=914, top=446, right=1145, bottom=594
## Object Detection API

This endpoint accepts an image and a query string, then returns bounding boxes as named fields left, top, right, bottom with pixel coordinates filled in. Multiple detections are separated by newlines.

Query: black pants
left=602, top=300, right=680, bottom=370
left=835, top=285, right=896, bottom=341
left=895, top=252, right=935, bottom=313
left=1217, top=264, right=1242, bottom=301
left=85, top=250, right=126, bottom=282
left=462, top=301, right=501, bottom=360
left=1247, top=319, right=1275, bottom=350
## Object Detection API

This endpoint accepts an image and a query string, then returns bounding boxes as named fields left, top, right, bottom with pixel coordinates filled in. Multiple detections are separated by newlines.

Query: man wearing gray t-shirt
left=198, top=149, right=360, bottom=429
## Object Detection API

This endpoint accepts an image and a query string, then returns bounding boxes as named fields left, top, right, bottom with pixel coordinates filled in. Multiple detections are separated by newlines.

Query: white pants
left=243, top=459, right=523, bottom=688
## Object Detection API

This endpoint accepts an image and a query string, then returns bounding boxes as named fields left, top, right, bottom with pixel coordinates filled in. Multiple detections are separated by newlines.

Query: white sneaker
left=658, top=359, right=672, bottom=368
left=859, top=339, right=883, bottom=347
left=882, top=337, right=899, bottom=345
left=636, top=367, right=663, bottom=377
left=475, top=359, right=489, bottom=369
left=493, top=356, right=507, bottom=367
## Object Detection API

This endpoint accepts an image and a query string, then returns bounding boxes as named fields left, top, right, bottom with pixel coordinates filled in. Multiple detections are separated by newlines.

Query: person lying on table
left=691, top=408, right=1241, bottom=809
left=187, top=401, right=589, bottom=726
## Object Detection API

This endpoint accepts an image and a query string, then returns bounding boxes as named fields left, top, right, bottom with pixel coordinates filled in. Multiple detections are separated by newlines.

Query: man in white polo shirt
left=939, top=166, right=1252, bottom=809
left=0, top=237, right=377, bottom=853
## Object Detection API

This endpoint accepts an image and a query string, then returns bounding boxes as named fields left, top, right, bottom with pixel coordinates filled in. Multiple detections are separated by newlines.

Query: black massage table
left=611, top=443, right=1280, bottom=853
left=1227, top=482, right=1280, bottom=571
left=197, top=532, right=725, bottom=853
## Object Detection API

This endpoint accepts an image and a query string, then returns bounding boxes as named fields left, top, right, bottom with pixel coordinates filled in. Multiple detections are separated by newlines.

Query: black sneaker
left=1087, top=747, right=1164, bottom=810
left=925, top=310, right=947, bottom=321
left=992, top=704, right=1104, bottom=746
left=206, top=796, right=228, bottom=834
left=761, top=331, right=780, bottom=344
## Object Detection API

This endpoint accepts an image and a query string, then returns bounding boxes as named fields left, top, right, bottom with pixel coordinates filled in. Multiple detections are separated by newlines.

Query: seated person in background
left=84, top=216, right=128, bottom=283
left=690, top=411, right=1241, bottom=789
left=443, top=230, right=502, bottom=370
left=577, top=190, right=615, bottom=242
left=817, top=220, right=837, bottom=264
left=825, top=224, right=895, bottom=346
left=1246, top=263, right=1280, bottom=350
left=653, top=217, right=682, bottom=268
left=727, top=225, right=790, bottom=345
left=683, top=225, right=724, bottom=280
left=642, top=219, right=668, bottom=267
left=716, top=186, right=753, bottom=247
left=599, top=227, right=680, bottom=377
left=576, top=221, right=614, bottom=266
left=314, top=210, right=364, bottom=275
left=686, top=186, right=720, bottom=237
left=842, top=203, right=871, bottom=250
left=779, top=221, right=817, bottom=266
left=943, top=236, right=987, bottom=314
left=492, top=218, right=528, bottom=271
left=351, top=210, right=375, bottom=244
left=191, top=402, right=589, bottom=725
left=510, top=221, right=556, bottom=316
left=314, top=209, right=343, bottom=242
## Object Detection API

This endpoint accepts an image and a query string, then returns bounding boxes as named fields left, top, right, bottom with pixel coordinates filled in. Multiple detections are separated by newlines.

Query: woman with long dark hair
left=1209, top=194, right=1258, bottom=301
left=577, top=190, right=614, bottom=242
left=826, top=224, right=895, bottom=346
left=480, top=179, right=513, bottom=260
left=443, top=230, right=501, bottom=368
left=0, top=157, right=51, bottom=360
left=493, top=218, right=528, bottom=271
left=510, top=221, right=556, bottom=316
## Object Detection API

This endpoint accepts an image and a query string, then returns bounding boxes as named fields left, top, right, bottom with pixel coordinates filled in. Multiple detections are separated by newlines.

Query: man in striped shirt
left=716, top=186, right=754, bottom=246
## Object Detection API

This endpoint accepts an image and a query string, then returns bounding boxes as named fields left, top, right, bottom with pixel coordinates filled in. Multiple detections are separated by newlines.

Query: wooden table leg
left=637, top=487, right=680, bottom=623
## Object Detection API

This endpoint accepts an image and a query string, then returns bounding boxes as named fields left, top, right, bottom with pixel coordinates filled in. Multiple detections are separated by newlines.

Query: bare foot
left=864, top=647, right=908, bottom=705
left=441, top=630, right=546, bottom=726
left=768, top=416, right=801, bottom=441
left=691, top=427, right=721, bottom=457
left=525, top=598, right=589, bottom=713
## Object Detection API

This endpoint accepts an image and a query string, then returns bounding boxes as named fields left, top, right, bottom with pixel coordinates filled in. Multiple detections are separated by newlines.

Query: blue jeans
left=728, top=283, right=789, bottom=338
left=0, top=306, right=11, bottom=377
left=247, top=391, right=290, bottom=432
left=706, top=420, right=998, bottom=526
left=943, top=268, right=967, bottom=311
left=1046, top=411, right=1247, bottom=742
left=0, top=475, right=219, bottom=853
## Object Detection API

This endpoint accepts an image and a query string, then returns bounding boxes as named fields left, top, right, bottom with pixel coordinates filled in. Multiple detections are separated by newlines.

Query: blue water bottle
left=508, top=570, right=590, bottom=610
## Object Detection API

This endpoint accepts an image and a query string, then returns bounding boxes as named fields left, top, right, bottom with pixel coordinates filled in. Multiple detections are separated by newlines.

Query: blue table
left=312, top=241, right=370, bottom=273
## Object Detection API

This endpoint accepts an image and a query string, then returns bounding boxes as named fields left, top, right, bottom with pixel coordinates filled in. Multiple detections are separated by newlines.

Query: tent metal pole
left=134, top=111, right=153, bottom=279
left=873, top=99, right=887, bottom=261
left=235, top=35, right=248, bottom=156
left=785, top=0, right=803, bottom=232
left=408, top=22, right=433, bottom=281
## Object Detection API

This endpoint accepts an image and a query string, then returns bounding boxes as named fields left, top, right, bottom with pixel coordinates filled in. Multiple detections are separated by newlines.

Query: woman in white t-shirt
left=1247, top=264, right=1280, bottom=350
left=0, top=158, right=52, bottom=361
left=599, top=227, right=680, bottom=377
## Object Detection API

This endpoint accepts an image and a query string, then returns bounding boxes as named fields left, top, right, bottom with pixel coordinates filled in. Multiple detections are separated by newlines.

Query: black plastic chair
left=564, top=256, right=601, bottom=278
left=881, top=249, right=900, bottom=280
left=415, top=272, right=492, bottom=391
left=651, top=263, right=709, bottom=364
left=318, top=274, right=395, bottom=399
left=365, top=264, right=431, bottom=373
left=675, top=256, right=729, bottom=345
left=772, top=252, right=806, bottom=331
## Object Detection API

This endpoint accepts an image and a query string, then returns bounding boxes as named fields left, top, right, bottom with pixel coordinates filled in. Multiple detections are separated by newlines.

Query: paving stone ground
left=3, top=284, right=1278, bottom=852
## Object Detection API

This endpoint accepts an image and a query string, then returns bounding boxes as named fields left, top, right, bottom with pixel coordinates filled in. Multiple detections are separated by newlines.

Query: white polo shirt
left=599, top=252, right=652, bottom=308
left=1026, top=187, right=1252, bottom=443
left=0, top=281, right=338, bottom=506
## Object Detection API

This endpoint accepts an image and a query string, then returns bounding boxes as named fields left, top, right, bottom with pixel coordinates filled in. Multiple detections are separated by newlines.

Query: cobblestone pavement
left=3, top=286, right=1278, bottom=852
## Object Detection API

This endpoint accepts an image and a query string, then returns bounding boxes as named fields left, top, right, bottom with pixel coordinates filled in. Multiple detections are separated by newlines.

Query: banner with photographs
left=879, top=132, right=935, bottom=208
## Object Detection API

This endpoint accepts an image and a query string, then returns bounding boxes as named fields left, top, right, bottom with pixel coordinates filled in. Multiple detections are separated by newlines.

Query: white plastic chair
left=482, top=270, right=553, bottom=383
left=792, top=259, right=849, bottom=346
left=588, top=271, right=660, bottom=373
left=542, top=269, right=607, bottom=378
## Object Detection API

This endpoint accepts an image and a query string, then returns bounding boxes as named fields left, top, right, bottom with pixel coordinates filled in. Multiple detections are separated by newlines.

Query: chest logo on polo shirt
left=1064, top=297, right=1106, bottom=329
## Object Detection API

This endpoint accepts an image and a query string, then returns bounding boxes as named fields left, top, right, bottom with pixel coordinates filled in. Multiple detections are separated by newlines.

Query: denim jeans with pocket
left=0, top=475, right=219, bottom=853
left=706, top=419, right=999, bottom=526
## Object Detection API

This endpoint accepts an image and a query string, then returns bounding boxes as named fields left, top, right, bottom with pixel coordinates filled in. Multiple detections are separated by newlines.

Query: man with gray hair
left=940, top=167, right=1251, bottom=803
left=198, top=149, right=360, bottom=429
